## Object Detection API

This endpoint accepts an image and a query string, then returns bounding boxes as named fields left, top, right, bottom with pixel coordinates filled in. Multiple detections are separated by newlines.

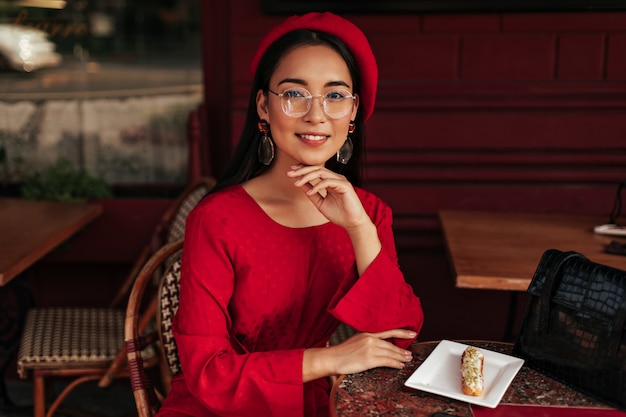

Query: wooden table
left=0, top=198, right=103, bottom=286
left=439, top=210, right=626, bottom=292
left=0, top=198, right=103, bottom=408
left=331, top=341, right=626, bottom=417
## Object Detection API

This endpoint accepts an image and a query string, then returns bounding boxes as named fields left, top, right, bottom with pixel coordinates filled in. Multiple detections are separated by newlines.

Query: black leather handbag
left=513, top=249, right=626, bottom=410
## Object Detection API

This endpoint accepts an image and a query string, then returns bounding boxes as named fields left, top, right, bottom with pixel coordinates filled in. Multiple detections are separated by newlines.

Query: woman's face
left=256, top=44, right=359, bottom=167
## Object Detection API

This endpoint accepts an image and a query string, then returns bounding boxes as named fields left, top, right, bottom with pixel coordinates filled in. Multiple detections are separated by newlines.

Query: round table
left=330, top=340, right=618, bottom=417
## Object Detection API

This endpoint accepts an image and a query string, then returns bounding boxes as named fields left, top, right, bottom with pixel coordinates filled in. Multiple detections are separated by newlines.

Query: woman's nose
left=305, top=96, right=327, bottom=121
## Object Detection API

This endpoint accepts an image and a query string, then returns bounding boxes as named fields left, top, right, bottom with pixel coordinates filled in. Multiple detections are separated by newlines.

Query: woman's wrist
left=347, top=222, right=381, bottom=274
left=345, top=220, right=377, bottom=242
left=302, top=347, right=333, bottom=383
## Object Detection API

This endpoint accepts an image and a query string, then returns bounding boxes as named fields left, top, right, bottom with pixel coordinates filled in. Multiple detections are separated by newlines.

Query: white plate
left=594, top=224, right=626, bottom=237
left=404, top=340, right=524, bottom=408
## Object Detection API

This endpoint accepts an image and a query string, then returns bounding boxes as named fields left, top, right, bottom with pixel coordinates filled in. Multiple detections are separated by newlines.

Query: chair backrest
left=158, top=256, right=183, bottom=376
left=162, top=176, right=216, bottom=245
left=126, top=239, right=184, bottom=417
left=109, top=176, right=216, bottom=309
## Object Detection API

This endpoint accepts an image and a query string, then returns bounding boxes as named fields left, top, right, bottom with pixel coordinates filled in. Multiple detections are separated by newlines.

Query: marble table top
left=331, top=340, right=621, bottom=417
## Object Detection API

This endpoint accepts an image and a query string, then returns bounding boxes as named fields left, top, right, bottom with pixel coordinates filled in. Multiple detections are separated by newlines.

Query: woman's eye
left=284, top=89, right=306, bottom=98
left=326, top=90, right=349, bottom=100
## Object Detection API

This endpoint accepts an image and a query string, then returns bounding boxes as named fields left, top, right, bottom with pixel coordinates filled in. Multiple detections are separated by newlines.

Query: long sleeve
left=328, top=190, right=424, bottom=349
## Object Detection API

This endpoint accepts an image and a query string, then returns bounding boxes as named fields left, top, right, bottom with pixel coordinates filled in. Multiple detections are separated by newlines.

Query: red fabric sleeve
left=173, top=206, right=306, bottom=417
left=328, top=193, right=424, bottom=349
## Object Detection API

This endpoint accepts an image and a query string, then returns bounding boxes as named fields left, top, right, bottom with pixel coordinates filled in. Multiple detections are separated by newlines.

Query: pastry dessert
left=461, top=345, right=484, bottom=396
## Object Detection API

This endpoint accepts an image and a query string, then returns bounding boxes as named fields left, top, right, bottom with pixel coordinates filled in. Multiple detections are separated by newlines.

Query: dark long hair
left=212, top=29, right=367, bottom=193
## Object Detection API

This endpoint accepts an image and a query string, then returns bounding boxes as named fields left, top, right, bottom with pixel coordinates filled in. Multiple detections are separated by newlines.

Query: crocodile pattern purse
left=513, top=249, right=626, bottom=411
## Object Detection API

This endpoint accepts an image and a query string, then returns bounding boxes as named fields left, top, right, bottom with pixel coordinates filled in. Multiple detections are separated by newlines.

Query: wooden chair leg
left=45, top=375, right=102, bottom=417
left=33, top=374, right=45, bottom=417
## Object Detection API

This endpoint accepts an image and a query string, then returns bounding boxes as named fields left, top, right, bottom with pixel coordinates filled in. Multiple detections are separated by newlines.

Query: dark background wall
left=197, top=0, right=626, bottom=342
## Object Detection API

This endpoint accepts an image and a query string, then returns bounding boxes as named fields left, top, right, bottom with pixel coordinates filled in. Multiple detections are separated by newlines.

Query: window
left=0, top=1, right=203, bottom=190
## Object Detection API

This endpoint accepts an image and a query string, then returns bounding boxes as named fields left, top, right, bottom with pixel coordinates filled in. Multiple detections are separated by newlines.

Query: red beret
left=250, top=12, right=378, bottom=122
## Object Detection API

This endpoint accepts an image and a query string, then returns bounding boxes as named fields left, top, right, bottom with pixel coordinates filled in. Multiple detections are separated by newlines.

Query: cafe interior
left=1, top=0, right=626, bottom=416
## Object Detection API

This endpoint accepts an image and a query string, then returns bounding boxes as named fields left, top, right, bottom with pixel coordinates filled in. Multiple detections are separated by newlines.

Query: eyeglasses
left=268, top=87, right=356, bottom=119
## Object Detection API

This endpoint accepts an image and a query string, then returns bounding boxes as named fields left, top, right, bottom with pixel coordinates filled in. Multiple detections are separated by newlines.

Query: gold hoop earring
left=337, top=121, right=355, bottom=164
left=257, top=120, right=274, bottom=165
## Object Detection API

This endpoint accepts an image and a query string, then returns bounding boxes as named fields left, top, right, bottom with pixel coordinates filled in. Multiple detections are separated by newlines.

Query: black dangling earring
left=257, top=120, right=275, bottom=165
left=337, top=121, right=355, bottom=164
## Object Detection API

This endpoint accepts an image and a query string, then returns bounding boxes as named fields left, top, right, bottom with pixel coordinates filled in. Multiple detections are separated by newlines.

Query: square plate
left=404, top=340, right=524, bottom=408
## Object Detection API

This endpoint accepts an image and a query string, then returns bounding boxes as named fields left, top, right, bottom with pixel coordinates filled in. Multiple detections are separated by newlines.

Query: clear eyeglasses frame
left=268, top=87, right=356, bottom=119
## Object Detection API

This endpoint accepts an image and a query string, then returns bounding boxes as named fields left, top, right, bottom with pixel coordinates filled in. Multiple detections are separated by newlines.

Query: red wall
left=199, top=1, right=626, bottom=341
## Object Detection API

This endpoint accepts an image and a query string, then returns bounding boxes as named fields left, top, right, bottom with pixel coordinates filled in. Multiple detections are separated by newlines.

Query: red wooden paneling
left=367, top=110, right=626, bottom=149
left=502, top=12, right=626, bottom=32
left=422, top=14, right=500, bottom=34
left=202, top=0, right=626, bottom=341
left=557, top=34, right=605, bottom=80
left=349, top=14, right=422, bottom=35
left=607, top=34, right=626, bottom=80
left=372, top=35, right=459, bottom=80
left=200, top=0, right=233, bottom=177
left=371, top=185, right=617, bottom=219
left=231, top=37, right=259, bottom=84
left=461, top=34, right=556, bottom=80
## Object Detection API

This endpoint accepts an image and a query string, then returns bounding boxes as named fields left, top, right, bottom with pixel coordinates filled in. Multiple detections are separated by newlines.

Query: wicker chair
left=329, top=323, right=357, bottom=346
left=125, top=239, right=184, bottom=417
left=16, top=177, right=215, bottom=417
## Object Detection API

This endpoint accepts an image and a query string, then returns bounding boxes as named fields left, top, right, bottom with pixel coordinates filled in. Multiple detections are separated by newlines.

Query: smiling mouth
left=298, top=134, right=328, bottom=141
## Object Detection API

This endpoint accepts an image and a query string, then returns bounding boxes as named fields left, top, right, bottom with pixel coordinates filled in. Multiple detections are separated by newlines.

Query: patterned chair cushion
left=17, top=307, right=124, bottom=378
left=17, top=307, right=156, bottom=379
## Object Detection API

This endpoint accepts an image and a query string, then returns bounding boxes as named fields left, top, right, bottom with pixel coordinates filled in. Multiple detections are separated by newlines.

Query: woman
left=159, top=11, right=424, bottom=417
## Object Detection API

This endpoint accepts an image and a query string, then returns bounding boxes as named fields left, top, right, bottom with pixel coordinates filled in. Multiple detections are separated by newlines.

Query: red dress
left=157, top=185, right=424, bottom=417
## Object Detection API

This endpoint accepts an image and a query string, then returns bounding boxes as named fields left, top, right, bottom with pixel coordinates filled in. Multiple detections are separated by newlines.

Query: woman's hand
left=287, top=164, right=369, bottom=231
left=302, top=329, right=416, bottom=383
left=288, top=164, right=382, bottom=274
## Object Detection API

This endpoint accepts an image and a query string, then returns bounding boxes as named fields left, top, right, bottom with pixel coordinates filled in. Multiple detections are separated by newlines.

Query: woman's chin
left=298, top=153, right=337, bottom=167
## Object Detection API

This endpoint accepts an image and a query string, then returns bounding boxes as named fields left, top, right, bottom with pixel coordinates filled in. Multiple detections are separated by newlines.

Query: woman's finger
left=305, top=178, right=350, bottom=196
left=367, top=329, right=418, bottom=340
